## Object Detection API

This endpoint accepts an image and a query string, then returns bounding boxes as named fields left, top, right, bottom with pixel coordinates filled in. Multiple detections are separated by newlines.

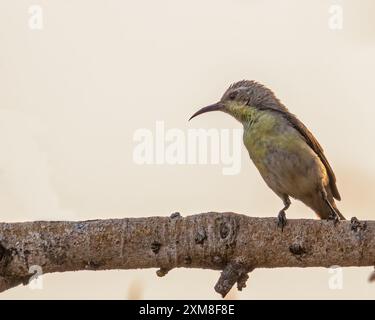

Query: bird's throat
left=226, top=102, right=259, bottom=127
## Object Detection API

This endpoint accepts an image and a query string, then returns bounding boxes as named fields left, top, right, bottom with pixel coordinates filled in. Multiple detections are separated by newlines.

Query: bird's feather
left=280, top=111, right=341, bottom=201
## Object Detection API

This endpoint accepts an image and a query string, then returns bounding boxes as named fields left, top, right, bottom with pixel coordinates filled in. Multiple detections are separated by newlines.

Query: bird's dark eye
left=228, top=91, right=237, bottom=100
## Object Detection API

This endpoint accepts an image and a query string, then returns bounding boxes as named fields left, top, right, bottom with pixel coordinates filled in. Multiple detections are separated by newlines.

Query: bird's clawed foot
left=277, top=210, right=287, bottom=231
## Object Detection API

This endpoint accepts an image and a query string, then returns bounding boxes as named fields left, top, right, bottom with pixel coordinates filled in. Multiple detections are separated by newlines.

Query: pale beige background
left=0, top=0, right=375, bottom=299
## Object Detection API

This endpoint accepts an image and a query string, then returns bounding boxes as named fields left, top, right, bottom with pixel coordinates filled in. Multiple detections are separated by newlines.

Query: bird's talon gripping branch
left=277, top=210, right=287, bottom=231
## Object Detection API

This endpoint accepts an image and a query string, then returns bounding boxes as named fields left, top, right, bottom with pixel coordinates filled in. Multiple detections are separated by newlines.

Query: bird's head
left=189, top=80, right=284, bottom=123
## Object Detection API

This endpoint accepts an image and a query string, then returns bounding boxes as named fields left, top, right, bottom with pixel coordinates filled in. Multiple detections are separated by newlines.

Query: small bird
left=189, top=80, right=345, bottom=229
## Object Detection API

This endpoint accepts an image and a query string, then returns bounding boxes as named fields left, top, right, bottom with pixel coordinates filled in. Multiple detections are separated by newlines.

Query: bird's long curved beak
left=189, top=102, right=224, bottom=121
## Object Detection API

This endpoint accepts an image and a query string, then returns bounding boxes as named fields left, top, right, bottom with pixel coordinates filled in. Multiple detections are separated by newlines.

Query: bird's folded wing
left=282, top=111, right=341, bottom=201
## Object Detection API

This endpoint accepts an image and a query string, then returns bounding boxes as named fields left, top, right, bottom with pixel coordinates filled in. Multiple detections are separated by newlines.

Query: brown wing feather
left=282, top=112, right=341, bottom=201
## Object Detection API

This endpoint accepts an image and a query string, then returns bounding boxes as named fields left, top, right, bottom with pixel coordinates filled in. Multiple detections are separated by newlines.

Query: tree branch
left=0, top=212, right=373, bottom=297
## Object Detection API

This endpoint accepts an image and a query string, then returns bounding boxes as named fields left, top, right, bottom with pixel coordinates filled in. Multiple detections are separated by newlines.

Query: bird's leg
left=321, top=190, right=340, bottom=224
left=277, top=196, right=291, bottom=231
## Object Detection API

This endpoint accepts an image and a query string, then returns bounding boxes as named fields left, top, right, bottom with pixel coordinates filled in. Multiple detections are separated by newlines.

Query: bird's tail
left=308, top=190, right=345, bottom=220
left=324, top=190, right=346, bottom=220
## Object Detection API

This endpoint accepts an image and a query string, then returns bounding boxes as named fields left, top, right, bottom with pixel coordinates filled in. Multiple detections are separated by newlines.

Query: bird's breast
left=243, top=113, right=295, bottom=164
left=243, top=114, right=327, bottom=196
left=243, top=121, right=313, bottom=172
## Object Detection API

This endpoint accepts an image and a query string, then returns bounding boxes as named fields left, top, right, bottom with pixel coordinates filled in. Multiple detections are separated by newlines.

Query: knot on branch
left=289, top=243, right=307, bottom=256
left=0, top=243, right=7, bottom=262
left=0, top=242, right=11, bottom=273
left=195, top=227, right=207, bottom=245
left=156, top=267, right=171, bottom=277
left=350, top=217, right=368, bottom=243
left=170, top=212, right=181, bottom=219
left=214, top=214, right=239, bottom=246
left=0, top=242, right=32, bottom=292
left=151, top=241, right=161, bottom=254
left=214, top=259, right=253, bottom=298
left=350, top=217, right=367, bottom=232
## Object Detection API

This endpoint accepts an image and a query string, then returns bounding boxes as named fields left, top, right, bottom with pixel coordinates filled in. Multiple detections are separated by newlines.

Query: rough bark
left=0, top=212, right=372, bottom=297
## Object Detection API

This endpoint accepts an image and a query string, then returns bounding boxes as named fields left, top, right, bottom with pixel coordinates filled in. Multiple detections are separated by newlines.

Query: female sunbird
left=189, top=80, right=345, bottom=229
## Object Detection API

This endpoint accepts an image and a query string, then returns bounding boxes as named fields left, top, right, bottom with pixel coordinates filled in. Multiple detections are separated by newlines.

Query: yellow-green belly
left=243, top=114, right=327, bottom=199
